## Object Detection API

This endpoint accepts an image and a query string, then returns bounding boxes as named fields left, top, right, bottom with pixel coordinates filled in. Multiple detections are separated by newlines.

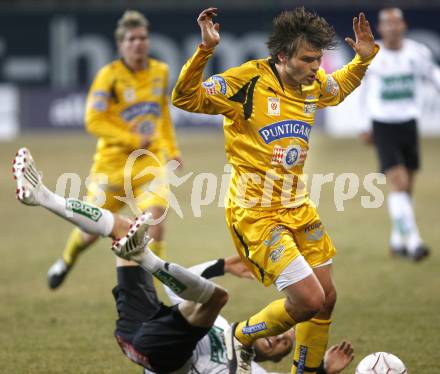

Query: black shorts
left=112, top=266, right=209, bottom=373
left=372, top=119, right=420, bottom=173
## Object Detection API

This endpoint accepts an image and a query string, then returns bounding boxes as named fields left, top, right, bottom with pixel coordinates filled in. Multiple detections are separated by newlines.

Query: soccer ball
left=355, top=352, right=407, bottom=374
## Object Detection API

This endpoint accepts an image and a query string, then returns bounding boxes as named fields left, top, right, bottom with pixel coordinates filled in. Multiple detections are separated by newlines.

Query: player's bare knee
left=149, top=223, right=164, bottom=241
left=208, top=286, right=229, bottom=308
left=111, top=214, right=132, bottom=239
left=302, top=290, right=326, bottom=318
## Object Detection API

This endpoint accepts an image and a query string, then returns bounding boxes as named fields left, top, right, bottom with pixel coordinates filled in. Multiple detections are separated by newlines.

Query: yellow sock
left=62, top=228, right=89, bottom=266
left=148, top=241, right=166, bottom=259
left=291, top=318, right=331, bottom=374
left=235, top=298, right=296, bottom=346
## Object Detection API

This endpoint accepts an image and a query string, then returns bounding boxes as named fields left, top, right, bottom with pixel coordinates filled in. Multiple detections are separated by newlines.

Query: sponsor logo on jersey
left=269, top=245, right=285, bottom=263
left=123, top=87, right=136, bottom=102
left=121, top=102, right=160, bottom=121
left=202, top=80, right=217, bottom=96
left=283, top=145, right=302, bottom=169
left=213, top=75, right=227, bottom=95
left=138, top=121, right=155, bottom=135
left=268, top=97, right=280, bottom=116
left=90, top=91, right=110, bottom=112
left=380, top=74, right=415, bottom=100
left=242, top=322, right=267, bottom=334
left=207, top=326, right=227, bottom=364
left=202, top=76, right=228, bottom=96
left=304, top=95, right=317, bottom=116
left=271, top=144, right=303, bottom=169
left=259, top=120, right=312, bottom=144
left=66, top=199, right=103, bottom=222
left=326, top=76, right=339, bottom=96
left=304, top=221, right=325, bottom=241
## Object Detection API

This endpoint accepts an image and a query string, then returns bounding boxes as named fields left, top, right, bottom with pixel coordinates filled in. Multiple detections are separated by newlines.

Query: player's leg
left=372, top=121, right=408, bottom=256
left=145, top=205, right=167, bottom=262
left=13, top=148, right=134, bottom=286
left=50, top=180, right=127, bottom=288
left=113, top=254, right=161, bottom=371
left=13, top=148, right=117, bottom=236
left=386, top=166, right=428, bottom=261
left=292, top=262, right=336, bottom=374
left=135, top=173, right=169, bottom=260
left=112, top=215, right=224, bottom=309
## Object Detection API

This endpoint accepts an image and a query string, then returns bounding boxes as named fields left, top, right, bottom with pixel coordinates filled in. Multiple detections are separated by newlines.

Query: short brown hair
left=114, top=10, right=149, bottom=43
left=267, top=7, right=337, bottom=62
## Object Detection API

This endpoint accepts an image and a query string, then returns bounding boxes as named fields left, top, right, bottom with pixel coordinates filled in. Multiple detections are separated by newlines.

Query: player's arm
left=85, top=68, right=146, bottom=150
left=319, top=12, right=379, bottom=108
left=171, top=8, right=241, bottom=119
left=159, top=68, right=182, bottom=161
left=418, top=43, right=440, bottom=92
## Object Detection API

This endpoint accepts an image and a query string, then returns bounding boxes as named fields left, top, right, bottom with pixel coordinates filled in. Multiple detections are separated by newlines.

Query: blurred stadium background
left=1, top=0, right=439, bottom=373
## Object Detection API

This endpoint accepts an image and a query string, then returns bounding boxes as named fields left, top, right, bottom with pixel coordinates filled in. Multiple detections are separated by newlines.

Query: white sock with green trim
left=37, top=185, right=114, bottom=236
left=388, top=191, right=422, bottom=253
left=138, top=247, right=215, bottom=303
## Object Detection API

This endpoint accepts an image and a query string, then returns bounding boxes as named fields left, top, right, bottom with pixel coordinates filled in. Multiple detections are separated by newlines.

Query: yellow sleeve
left=172, top=46, right=244, bottom=120
left=85, top=67, right=142, bottom=149
left=159, top=68, right=181, bottom=159
left=318, top=45, right=380, bottom=108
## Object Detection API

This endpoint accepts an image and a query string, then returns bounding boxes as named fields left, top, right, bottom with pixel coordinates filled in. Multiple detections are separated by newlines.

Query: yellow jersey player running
left=48, top=10, right=181, bottom=289
left=172, top=7, right=377, bottom=374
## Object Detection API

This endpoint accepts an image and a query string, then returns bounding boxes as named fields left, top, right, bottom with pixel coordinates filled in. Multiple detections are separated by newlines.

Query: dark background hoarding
left=2, top=8, right=439, bottom=131
left=1, top=9, right=439, bottom=88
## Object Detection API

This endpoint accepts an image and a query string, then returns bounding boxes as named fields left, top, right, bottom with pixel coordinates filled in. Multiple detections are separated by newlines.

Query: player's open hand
left=345, top=12, right=375, bottom=59
left=197, top=7, right=220, bottom=49
left=224, top=255, right=254, bottom=279
left=324, top=340, right=354, bottom=374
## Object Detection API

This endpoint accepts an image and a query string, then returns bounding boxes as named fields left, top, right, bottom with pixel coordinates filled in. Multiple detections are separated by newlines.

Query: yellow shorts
left=225, top=201, right=336, bottom=287
left=85, top=161, right=169, bottom=213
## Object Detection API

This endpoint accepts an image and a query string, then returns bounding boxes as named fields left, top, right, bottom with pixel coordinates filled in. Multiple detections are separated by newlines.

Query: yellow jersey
left=172, top=46, right=378, bottom=209
left=86, top=58, right=180, bottom=182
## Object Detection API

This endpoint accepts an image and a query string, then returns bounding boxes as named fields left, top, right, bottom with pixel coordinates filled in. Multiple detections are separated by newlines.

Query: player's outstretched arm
left=344, top=12, right=375, bottom=59
left=172, top=8, right=239, bottom=118
left=323, top=340, right=354, bottom=374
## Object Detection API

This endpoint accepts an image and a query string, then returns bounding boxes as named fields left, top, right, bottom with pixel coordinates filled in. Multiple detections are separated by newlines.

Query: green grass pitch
left=1, top=131, right=439, bottom=373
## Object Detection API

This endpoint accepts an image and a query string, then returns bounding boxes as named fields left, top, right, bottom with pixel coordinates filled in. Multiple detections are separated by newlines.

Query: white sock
left=37, top=184, right=114, bottom=236
left=387, top=192, right=422, bottom=253
left=390, top=227, right=405, bottom=250
left=138, top=248, right=215, bottom=303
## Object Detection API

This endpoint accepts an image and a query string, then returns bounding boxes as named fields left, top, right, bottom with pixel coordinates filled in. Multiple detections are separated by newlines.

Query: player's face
left=119, top=26, right=149, bottom=65
left=378, top=9, right=406, bottom=43
left=279, top=43, right=323, bottom=87
left=253, top=329, right=295, bottom=362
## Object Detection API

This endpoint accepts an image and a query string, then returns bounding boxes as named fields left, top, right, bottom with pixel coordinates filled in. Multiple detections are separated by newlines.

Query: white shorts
left=274, top=256, right=333, bottom=291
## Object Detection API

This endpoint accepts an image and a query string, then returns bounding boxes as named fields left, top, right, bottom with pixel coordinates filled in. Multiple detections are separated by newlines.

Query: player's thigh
left=289, top=202, right=336, bottom=268
left=372, top=121, right=403, bottom=173
left=226, top=205, right=301, bottom=287
left=85, top=179, right=125, bottom=211
left=282, top=270, right=324, bottom=309
left=134, top=173, right=169, bottom=215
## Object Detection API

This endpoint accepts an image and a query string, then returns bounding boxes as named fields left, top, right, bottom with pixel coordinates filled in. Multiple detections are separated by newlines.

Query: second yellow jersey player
left=47, top=10, right=180, bottom=290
